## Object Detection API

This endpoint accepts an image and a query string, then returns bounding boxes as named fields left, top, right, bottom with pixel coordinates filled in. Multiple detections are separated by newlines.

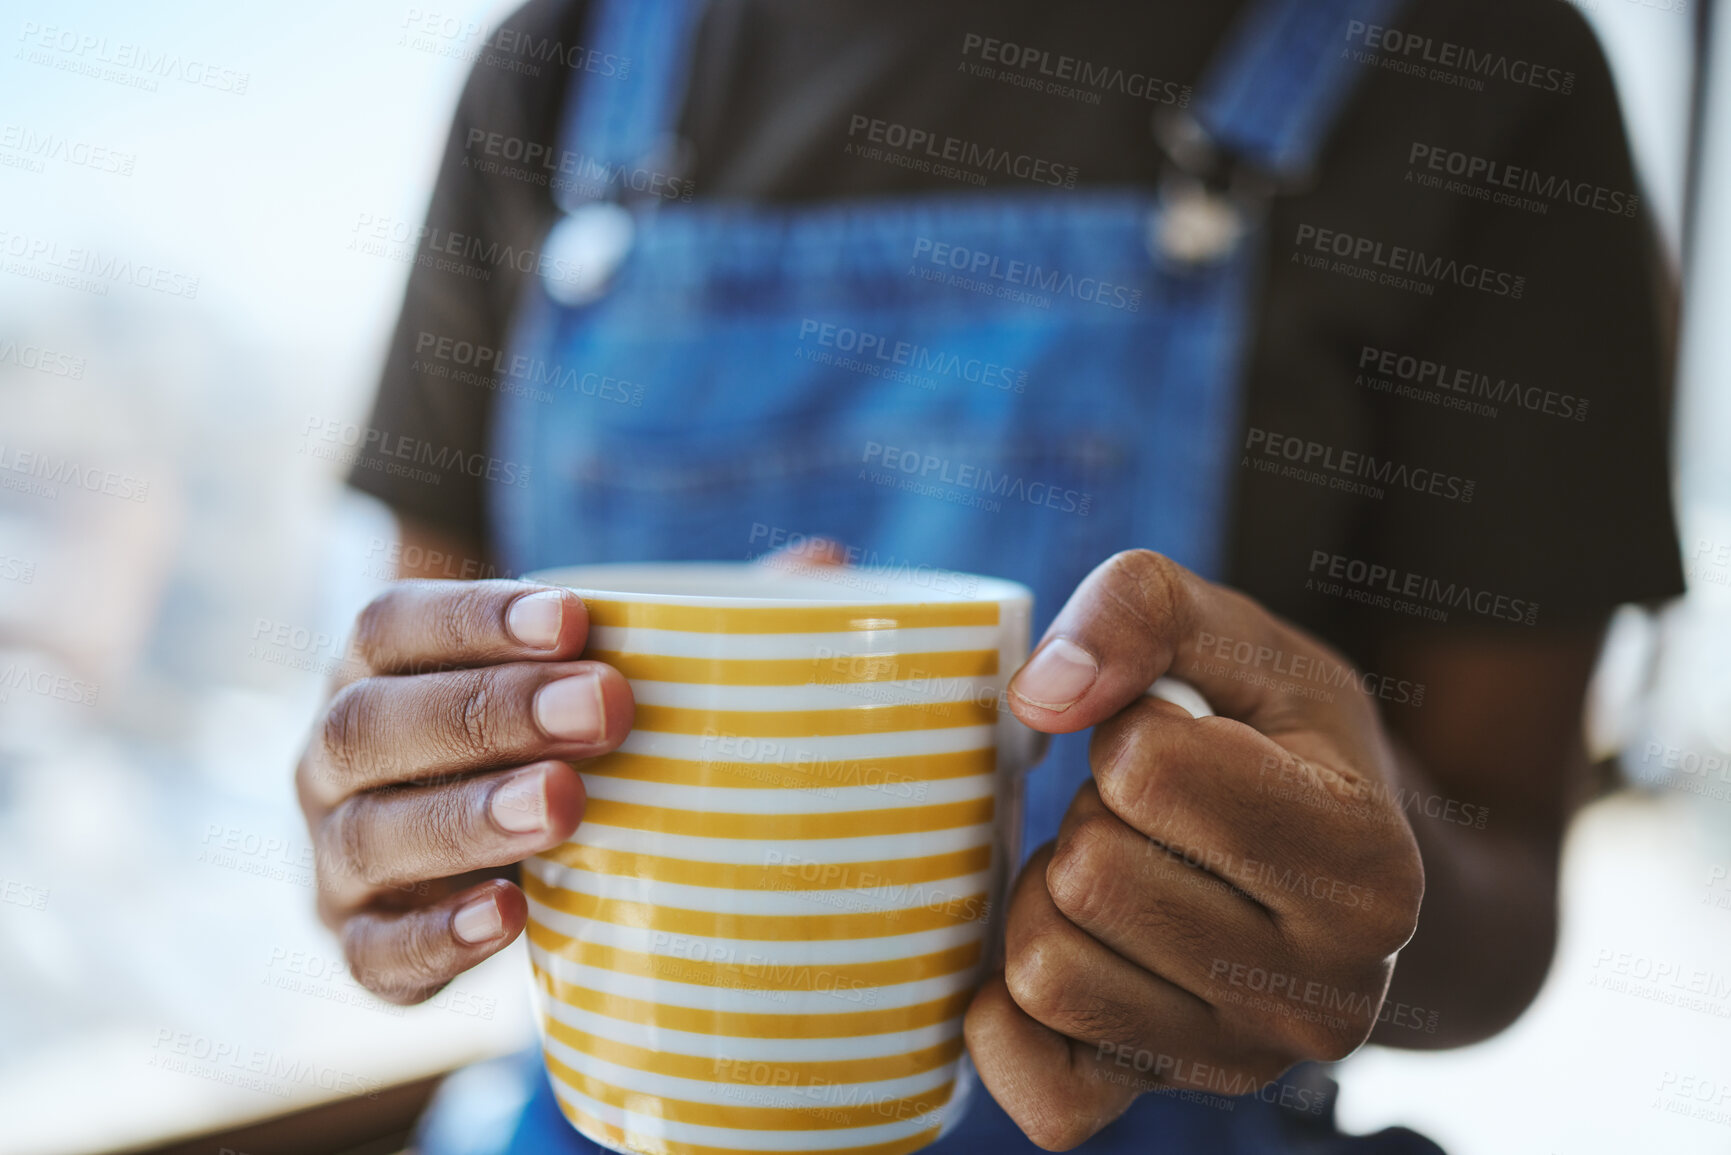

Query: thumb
left=1007, top=550, right=1340, bottom=734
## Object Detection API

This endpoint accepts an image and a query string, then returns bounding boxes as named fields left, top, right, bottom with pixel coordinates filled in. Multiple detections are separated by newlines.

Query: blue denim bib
left=467, top=1, right=1439, bottom=1151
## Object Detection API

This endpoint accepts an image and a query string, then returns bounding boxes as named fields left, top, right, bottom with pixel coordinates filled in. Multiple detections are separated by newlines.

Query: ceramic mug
left=521, top=561, right=1037, bottom=1155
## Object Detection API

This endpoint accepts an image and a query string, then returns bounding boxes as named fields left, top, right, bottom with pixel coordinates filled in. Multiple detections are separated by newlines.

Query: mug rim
left=525, top=561, right=1033, bottom=608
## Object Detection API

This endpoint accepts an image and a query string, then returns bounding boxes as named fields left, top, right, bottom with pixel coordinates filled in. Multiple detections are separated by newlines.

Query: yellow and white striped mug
left=522, top=561, right=1036, bottom=1155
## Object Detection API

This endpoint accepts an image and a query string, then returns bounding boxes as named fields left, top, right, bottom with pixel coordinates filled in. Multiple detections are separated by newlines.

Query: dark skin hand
left=298, top=524, right=1595, bottom=1149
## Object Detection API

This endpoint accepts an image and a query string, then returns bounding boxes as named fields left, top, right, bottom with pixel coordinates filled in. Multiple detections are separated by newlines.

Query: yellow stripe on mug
left=549, top=1101, right=941, bottom=1155
left=545, top=1052, right=956, bottom=1132
left=525, top=562, right=1035, bottom=1155
left=527, top=921, right=982, bottom=990
left=543, top=1016, right=965, bottom=1088
left=541, top=843, right=993, bottom=891
left=534, top=965, right=975, bottom=1037
left=582, top=598, right=999, bottom=634
left=525, top=875, right=988, bottom=940
left=633, top=700, right=998, bottom=737
left=587, top=650, right=1000, bottom=686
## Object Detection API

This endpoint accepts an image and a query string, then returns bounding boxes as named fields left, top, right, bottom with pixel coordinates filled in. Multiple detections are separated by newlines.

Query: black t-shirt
left=351, top=0, right=1684, bottom=653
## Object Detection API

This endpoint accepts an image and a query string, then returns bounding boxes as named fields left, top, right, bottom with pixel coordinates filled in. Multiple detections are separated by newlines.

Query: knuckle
left=345, top=916, right=452, bottom=1005
left=319, top=680, right=376, bottom=787
left=1091, top=733, right=1172, bottom=834
left=1046, top=814, right=1119, bottom=925
left=326, top=801, right=372, bottom=885
left=351, top=588, right=404, bottom=668
left=1004, top=930, right=1073, bottom=1027
left=402, top=785, right=476, bottom=874
left=442, top=668, right=512, bottom=763
left=1357, top=851, right=1423, bottom=953
left=1100, top=549, right=1182, bottom=622
left=441, top=583, right=508, bottom=655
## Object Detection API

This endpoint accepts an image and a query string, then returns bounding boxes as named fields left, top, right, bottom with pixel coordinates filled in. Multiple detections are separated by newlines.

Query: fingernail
left=535, top=673, right=605, bottom=742
left=490, top=767, right=548, bottom=835
left=452, top=895, right=503, bottom=945
left=1010, top=637, right=1099, bottom=712
left=507, top=589, right=565, bottom=651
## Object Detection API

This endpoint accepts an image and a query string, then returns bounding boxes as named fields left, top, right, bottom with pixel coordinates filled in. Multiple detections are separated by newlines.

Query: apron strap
left=554, top=0, right=708, bottom=213
left=553, top=0, right=1407, bottom=209
left=1190, top=0, right=1409, bottom=186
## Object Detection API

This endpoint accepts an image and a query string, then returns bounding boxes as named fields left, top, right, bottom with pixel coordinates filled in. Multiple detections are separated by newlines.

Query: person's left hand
left=964, top=550, right=1425, bottom=1149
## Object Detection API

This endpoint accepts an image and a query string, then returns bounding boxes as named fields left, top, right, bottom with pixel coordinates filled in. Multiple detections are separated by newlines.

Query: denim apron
left=444, top=0, right=1442, bottom=1151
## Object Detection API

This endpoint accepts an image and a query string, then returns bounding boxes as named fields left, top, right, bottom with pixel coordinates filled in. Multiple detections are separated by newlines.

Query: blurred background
left=0, top=1, right=1727, bottom=1153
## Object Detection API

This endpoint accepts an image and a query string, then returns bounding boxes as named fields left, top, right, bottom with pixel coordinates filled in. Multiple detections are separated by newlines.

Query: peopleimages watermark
left=958, top=33, right=1191, bottom=108
left=300, top=416, right=533, bottom=490
left=362, top=536, right=511, bottom=582
left=1356, top=344, right=1589, bottom=423
left=397, top=7, right=630, bottom=80
left=1136, top=833, right=1379, bottom=911
left=247, top=617, right=361, bottom=681
left=1406, top=142, right=1638, bottom=218
left=199, top=821, right=431, bottom=897
left=1306, top=549, right=1540, bottom=626
left=0, top=338, right=86, bottom=379
left=1343, top=20, right=1574, bottom=95
left=0, top=662, right=99, bottom=707
left=860, top=441, right=1092, bottom=517
left=845, top=114, right=1078, bottom=189
left=1292, top=223, right=1525, bottom=299
left=148, top=1028, right=381, bottom=1101
left=1653, top=1071, right=1731, bottom=1129
left=1637, top=741, right=1731, bottom=804
left=1242, top=427, right=1475, bottom=503
left=346, top=211, right=584, bottom=289
left=1208, top=958, right=1440, bottom=1036
left=0, top=122, right=135, bottom=176
left=1705, top=864, right=1731, bottom=913
left=0, top=554, right=36, bottom=584
left=462, top=127, right=692, bottom=203
left=1091, top=1040, right=1328, bottom=1114
left=16, top=20, right=250, bottom=95
left=0, top=876, right=49, bottom=911
left=1258, top=749, right=1491, bottom=831
left=1588, top=948, right=1731, bottom=1019
left=695, top=729, right=946, bottom=800
left=1183, top=630, right=1425, bottom=708
left=1685, top=537, right=1731, bottom=590
left=412, top=330, right=644, bottom=407
left=0, top=444, right=150, bottom=504
left=909, top=237, right=1142, bottom=312
left=796, top=319, right=1027, bottom=394
left=264, top=945, right=497, bottom=1021
left=0, top=228, right=200, bottom=299
left=706, top=1058, right=948, bottom=1128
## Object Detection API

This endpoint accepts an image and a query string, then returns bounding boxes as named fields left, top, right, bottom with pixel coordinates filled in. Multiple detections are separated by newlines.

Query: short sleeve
left=346, top=0, right=585, bottom=543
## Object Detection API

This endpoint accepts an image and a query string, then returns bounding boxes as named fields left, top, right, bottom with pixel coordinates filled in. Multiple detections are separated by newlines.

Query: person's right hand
left=294, top=580, right=635, bottom=1004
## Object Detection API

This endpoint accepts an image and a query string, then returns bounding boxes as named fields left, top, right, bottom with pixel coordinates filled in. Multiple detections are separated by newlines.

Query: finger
left=343, top=877, right=526, bottom=1004
left=1004, top=844, right=1213, bottom=1041
left=351, top=580, right=589, bottom=676
left=1005, top=550, right=1372, bottom=738
left=303, top=660, right=634, bottom=807
left=1088, top=700, right=1420, bottom=939
left=318, top=760, right=584, bottom=907
left=965, top=974, right=1136, bottom=1151
left=970, top=851, right=1307, bottom=1147
left=757, top=536, right=849, bottom=568
left=1047, top=780, right=1279, bottom=994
